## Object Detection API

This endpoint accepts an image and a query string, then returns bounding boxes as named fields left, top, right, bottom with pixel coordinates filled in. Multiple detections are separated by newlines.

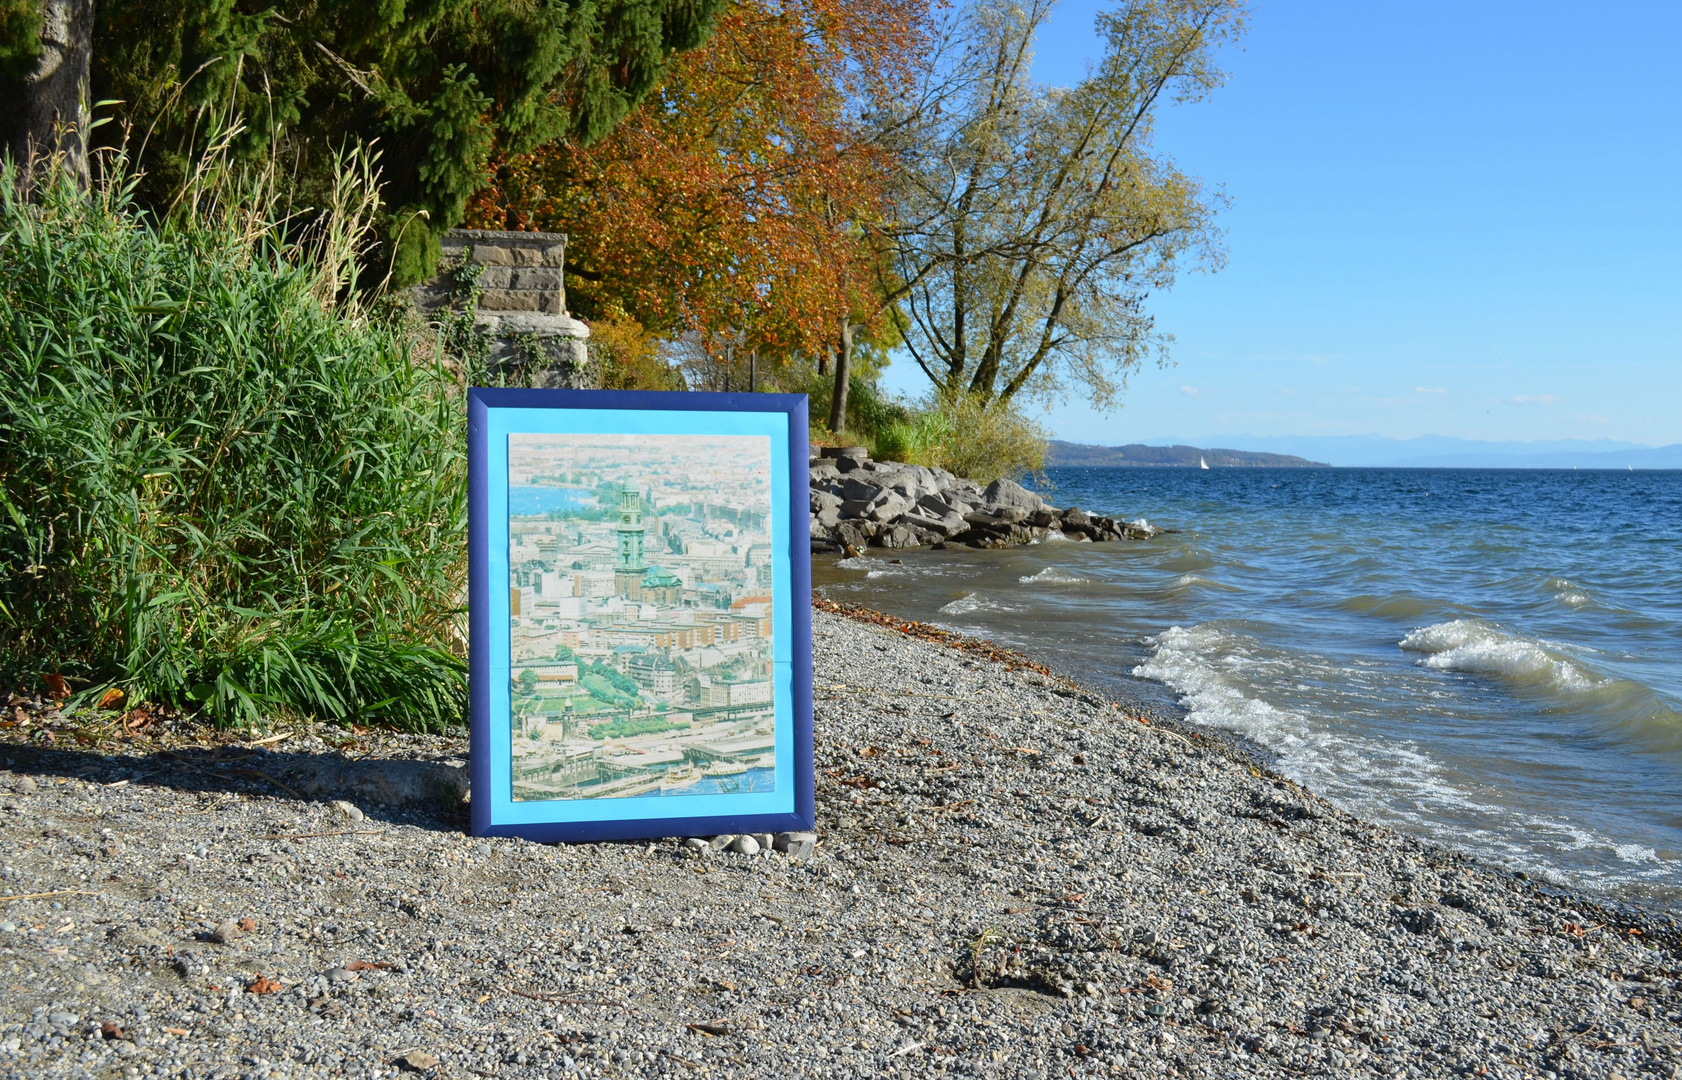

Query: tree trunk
left=0, top=0, right=94, bottom=190
left=826, top=319, right=856, bottom=435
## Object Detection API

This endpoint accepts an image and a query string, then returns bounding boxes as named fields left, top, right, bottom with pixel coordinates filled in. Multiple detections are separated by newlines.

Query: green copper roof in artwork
left=642, top=565, right=682, bottom=587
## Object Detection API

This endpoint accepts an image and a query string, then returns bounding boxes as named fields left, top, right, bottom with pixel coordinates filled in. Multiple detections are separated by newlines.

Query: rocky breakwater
left=809, top=446, right=1155, bottom=554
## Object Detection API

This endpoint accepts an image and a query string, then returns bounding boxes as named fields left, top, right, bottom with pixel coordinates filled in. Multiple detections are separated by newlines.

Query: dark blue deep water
left=817, top=468, right=1682, bottom=910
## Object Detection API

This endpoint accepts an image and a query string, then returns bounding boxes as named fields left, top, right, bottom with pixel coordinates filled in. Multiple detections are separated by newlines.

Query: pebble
left=395, top=1049, right=439, bottom=1070
left=773, top=831, right=817, bottom=857
left=14, top=775, right=35, bottom=794
left=330, top=799, right=365, bottom=822
left=730, top=835, right=761, bottom=856
left=209, top=919, right=244, bottom=944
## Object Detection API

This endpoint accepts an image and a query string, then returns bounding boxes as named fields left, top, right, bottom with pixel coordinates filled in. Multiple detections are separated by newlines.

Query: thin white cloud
left=1280, top=388, right=1299, bottom=396
left=1509, top=394, right=1558, bottom=406
left=1571, top=412, right=1609, bottom=424
left=1180, top=386, right=1200, bottom=396
left=1415, top=386, right=1447, bottom=395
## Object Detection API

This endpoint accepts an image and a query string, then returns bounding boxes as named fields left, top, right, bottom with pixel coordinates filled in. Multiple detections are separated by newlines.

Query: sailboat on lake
left=1200, top=456, right=1209, bottom=470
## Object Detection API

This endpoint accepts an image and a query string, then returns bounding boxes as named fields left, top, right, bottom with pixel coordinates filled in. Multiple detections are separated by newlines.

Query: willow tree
left=2, top=0, right=724, bottom=282
left=875, top=0, right=1244, bottom=410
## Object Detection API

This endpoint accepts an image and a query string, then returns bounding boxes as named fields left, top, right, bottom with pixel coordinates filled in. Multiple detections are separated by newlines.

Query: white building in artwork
left=699, top=676, right=772, bottom=709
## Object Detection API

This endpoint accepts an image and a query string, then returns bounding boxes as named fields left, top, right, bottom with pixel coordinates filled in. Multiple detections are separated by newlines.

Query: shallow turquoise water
left=816, top=468, right=1682, bottom=910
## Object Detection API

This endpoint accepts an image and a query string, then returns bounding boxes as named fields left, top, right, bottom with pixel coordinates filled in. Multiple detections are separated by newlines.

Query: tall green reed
left=0, top=140, right=468, bottom=730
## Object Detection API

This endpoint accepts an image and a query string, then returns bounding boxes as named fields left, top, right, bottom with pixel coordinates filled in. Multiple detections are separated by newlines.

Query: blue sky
left=878, top=0, right=1682, bottom=447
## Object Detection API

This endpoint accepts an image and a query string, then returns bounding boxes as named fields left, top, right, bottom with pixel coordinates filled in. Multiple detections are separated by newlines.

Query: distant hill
left=1136, top=434, right=1682, bottom=468
left=1047, top=441, right=1329, bottom=468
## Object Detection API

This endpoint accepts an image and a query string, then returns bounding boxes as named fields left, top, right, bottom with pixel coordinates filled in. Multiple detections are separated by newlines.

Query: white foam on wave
left=1546, top=577, right=1593, bottom=608
left=937, top=592, right=1017, bottom=616
left=1173, top=573, right=1240, bottom=592
left=1615, top=843, right=1660, bottom=864
left=1129, top=517, right=1159, bottom=537
left=1133, top=623, right=1665, bottom=890
left=1018, top=566, right=1087, bottom=585
left=1398, top=619, right=1602, bottom=693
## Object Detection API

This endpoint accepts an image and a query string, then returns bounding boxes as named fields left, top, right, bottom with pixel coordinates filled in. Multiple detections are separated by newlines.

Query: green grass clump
left=875, top=394, right=1048, bottom=484
left=0, top=151, right=467, bottom=730
left=587, top=716, right=690, bottom=741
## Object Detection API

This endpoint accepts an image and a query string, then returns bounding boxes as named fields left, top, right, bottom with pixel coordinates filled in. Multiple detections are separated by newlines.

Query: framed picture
left=467, top=388, right=814, bottom=843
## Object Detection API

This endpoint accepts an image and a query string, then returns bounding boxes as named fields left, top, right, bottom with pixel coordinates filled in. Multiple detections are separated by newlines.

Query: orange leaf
left=345, top=960, right=395, bottom=971
left=43, top=673, right=69, bottom=700
left=97, top=687, right=125, bottom=710
left=247, top=974, right=283, bottom=994
left=237, top=917, right=257, bottom=932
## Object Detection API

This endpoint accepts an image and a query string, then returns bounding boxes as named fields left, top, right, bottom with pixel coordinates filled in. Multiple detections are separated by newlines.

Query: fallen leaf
left=97, top=687, right=125, bottom=710
left=43, top=673, right=69, bottom=700
left=123, top=709, right=152, bottom=730
left=237, top=917, right=257, bottom=933
left=247, top=974, right=283, bottom=994
left=345, top=960, right=395, bottom=971
left=163, top=1027, right=189, bottom=1036
left=100, top=1022, right=126, bottom=1041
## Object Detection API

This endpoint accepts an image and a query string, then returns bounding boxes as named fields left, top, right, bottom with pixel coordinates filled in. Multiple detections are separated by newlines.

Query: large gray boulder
left=810, top=489, right=844, bottom=528
left=982, top=477, right=1043, bottom=512
left=863, top=489, right=912, bottom=523
left=837, top=476, right=885, bottom=504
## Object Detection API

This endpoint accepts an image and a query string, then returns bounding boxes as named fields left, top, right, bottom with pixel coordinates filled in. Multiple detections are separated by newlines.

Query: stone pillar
left=415, top=229, right=593, bottom=387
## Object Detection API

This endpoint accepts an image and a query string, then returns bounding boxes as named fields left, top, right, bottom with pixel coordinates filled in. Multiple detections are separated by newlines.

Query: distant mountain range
left=1053, top=434, right=1682, bottom=469
left=1047, top=441, right=1328, bottom=468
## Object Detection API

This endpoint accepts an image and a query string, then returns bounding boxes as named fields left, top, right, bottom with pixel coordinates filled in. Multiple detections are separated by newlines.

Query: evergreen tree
left=63, top=0, right=722, bottom=283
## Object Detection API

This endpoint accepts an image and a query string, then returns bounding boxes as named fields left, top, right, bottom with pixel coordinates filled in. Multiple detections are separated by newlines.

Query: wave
left=1172, top=573, right=1241, bottom=593
left=1018, top=566, right=1087, bottom=585
left=938, top=592, right=1017, bottom=616
left=1334, top=593, right=1435, bottom=621
left=1134, top=623, right=1674, bottom=889
left=1546, top=576, right=1593, bottom=608
left=1398, top=618, right=1602, bottom=693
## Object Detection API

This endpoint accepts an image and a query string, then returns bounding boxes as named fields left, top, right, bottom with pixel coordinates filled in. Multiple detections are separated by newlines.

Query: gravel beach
left=2, top=607, right=1680, bottom=1080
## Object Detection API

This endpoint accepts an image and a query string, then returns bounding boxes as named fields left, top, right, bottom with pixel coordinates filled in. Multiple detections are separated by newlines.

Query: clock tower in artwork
left=614, top=480, right=647, bottom=600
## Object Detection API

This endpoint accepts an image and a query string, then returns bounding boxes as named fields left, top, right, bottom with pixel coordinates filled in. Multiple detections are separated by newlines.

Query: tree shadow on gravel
left=0, top=741, right=471, bottom=833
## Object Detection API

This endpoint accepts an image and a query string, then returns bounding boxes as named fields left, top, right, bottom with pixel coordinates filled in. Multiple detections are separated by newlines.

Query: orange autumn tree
left=463, top=0, right=926, bottom=389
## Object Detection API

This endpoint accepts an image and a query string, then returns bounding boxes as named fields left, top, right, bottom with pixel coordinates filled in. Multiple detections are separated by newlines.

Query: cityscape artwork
left=505, top=433, right=776, bottom=802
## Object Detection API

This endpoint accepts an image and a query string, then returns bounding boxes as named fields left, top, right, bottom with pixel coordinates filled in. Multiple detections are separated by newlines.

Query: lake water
left=509, top=485, right=595, bottom=516
left=815, top=467, right=1682, bottom=912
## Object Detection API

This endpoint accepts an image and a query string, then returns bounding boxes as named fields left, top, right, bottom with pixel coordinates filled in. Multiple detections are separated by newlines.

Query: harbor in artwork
left=505, top=432, right=778, bottom=801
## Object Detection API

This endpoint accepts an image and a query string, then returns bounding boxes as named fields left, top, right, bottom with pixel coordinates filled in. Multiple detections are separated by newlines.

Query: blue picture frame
left=468, top=388, right=814, bottom=843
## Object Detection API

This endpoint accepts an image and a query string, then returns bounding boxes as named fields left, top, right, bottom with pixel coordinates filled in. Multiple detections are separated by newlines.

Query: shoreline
left=0, top=607, right=1678, bottom=1079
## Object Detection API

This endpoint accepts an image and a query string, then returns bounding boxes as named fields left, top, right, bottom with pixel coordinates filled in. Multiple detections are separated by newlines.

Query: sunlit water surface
left=815, top=467, right=1682, bottom=911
